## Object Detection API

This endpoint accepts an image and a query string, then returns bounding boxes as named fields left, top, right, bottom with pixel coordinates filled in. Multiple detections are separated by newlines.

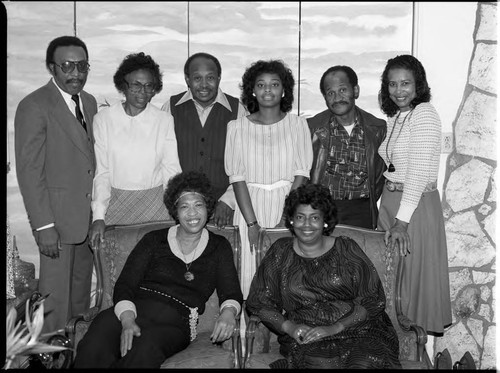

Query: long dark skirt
left=276, top=327, right=401, bottom=369
left=378, top=187, right=452, bottom=334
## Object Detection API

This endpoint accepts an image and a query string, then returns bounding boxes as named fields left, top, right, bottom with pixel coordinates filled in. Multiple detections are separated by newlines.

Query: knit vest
left=170, top=92, right=239, bottom=200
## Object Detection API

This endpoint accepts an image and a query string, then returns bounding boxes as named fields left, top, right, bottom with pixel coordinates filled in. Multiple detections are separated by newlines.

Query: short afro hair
left=283, top=183, right=337, bottom=236
left=240, top=59, right=295, bottom=114
left=113, top=52, right=163, bottom=95
left=164, top=171, right=216, bottom=222
left=184, top=52, right=222, bottom=77
left=319, top=65, right=358, bottom=96
left=46, top=36, right=89, bottom=71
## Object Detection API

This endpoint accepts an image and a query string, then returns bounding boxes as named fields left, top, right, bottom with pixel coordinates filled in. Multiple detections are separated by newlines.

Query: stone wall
left=436, top=2, right=497, bottom=369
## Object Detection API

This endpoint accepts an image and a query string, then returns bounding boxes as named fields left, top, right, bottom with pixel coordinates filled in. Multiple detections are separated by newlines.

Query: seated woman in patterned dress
left=245, top=183, right=401, bottom=369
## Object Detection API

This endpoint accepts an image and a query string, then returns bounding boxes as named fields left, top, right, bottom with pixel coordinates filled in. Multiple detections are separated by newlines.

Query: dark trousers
left=333, top=198, right=372, bottom=229
left=38, top=238, right=93, bottom=334
left=73, top=297, right=190, bottom=368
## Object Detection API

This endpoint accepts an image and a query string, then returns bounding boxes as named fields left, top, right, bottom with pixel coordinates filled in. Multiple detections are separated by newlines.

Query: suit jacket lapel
left=46, top=81, right=93, bottom=162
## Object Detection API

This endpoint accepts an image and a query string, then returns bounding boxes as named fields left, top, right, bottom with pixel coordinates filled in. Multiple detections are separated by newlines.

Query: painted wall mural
left=5, top=0, right=412, bottom=273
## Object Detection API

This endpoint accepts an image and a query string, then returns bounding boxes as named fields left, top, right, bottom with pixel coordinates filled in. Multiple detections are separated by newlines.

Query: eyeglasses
left=52, top=60, right=90, bottom=74
left=124, top=80, right=156, bottom=94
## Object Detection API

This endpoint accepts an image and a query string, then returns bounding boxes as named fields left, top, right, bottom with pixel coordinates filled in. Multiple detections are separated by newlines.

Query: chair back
left=330, top=225, right=392, bottom=312
left=255, top=226, right=291, bottom=268
left=330, top=225, right=426, bottom=362
left=93, top=220, right=241, bottom=334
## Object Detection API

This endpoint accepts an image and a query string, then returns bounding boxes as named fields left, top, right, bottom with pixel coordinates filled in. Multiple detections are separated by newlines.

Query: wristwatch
left=247, top=220, right=258, bottom=228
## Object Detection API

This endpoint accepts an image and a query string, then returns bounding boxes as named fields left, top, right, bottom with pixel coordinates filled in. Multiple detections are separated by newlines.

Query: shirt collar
left=51, top=77, right=80, bottom=110
left=51, top=77, right=75, bottom=100
left=330, top=114, right=359, bottom=129
left=175, top=87, right=233, bottom=112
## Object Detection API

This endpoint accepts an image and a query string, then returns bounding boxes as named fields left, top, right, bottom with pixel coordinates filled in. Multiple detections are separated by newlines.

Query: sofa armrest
left=243, top=314, right=261, bottom=368
left=64, top=241, right=104, bottom=357
left=91, top=243, right=104, bottom=311
left=230, top=315, right=242, bottom=368
left=65, top=306, right=100, bottom=347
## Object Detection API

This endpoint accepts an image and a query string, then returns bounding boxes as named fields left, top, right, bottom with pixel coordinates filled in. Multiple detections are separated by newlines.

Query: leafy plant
left=4, top=299, right=69, bottom=369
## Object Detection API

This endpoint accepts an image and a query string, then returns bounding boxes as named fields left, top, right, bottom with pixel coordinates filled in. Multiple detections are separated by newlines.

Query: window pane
left=74, top=1, right=188, bottom=109
left=189, top=1, right=300, bottom=112
left=300, top=2, right=413, bottom=118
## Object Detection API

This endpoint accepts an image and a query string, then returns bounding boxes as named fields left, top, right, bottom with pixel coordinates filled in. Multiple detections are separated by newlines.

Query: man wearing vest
left=162, top=52, right=247, bottom=226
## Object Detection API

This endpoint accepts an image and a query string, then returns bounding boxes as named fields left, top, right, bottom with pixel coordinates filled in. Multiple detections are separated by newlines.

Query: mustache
left=332, top=101, right=349, bottom=106
left=66, top=78, right=83, bottom=84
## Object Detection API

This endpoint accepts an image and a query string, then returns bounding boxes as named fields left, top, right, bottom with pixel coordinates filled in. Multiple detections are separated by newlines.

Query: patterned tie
left=71, top=94, right=87, bottom=132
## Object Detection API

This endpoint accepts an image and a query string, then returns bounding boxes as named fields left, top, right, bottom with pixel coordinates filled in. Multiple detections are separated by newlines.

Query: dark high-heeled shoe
left=434, top=348, right=452, bottom=369
left=453, top=351, right=476, bottom=370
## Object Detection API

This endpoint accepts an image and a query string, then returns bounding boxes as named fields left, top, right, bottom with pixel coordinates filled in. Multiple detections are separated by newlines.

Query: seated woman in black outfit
left=74, top=171, right=244, bottom=368
left=245, top=183, right=401, bottom=369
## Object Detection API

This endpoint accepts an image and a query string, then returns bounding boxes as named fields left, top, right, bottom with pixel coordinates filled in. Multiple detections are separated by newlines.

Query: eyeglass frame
left=124, top=80, right=156, bottom=94
left=52, top=60, right=91, bottom=74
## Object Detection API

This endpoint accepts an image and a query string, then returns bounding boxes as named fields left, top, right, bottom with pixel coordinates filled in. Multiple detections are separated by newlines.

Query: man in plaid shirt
left=308, top=66, right=386, bottom=229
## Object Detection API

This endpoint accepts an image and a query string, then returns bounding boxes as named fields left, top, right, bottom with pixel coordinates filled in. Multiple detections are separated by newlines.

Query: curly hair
left=163, top=171, right=216, bottom=222
left=283, top=183, right=337, bottom=236
left=319, top=65, right=358, bottom=96
left=240, top=59, right=295, bottom=114
left=184, top=52, right=222, bottom=77
left=379, top=54, right=431, bottom=117
left=46, top=36, right=89, bottom=71
left=113, top=52, right=163, bottom=95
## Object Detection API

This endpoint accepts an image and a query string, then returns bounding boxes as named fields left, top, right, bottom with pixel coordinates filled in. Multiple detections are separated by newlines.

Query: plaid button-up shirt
left=323, top=116, right=370, bottom=200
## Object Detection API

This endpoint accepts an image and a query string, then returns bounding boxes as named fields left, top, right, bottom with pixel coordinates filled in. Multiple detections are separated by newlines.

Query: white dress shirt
left=161, top=87, right=247, bottom=127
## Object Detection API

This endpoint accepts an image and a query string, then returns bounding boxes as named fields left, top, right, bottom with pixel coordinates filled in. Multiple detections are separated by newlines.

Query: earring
left=290, top=221, right=294, bottom=225
left=282, top=92, right=285, bottom=98
left=252, top=92, right=256, bottom=97
left=324, top=223, right=328, bottom=228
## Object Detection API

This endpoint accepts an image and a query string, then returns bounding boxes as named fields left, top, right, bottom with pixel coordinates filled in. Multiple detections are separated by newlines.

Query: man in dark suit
left=15, top=36, right=97, bottom=333
left=308, top=65, right=386, bottom=229
left=161, top=52, right=247, bottom=227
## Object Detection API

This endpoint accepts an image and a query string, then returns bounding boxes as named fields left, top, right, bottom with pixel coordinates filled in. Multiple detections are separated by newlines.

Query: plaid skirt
left=105, top=185, right=171, bottom=225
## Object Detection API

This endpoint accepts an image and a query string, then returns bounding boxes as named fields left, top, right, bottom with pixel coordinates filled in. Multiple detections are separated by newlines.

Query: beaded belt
left=140, top=286, right=199, bottom=341
left=385, top=180, right=437, bottom=193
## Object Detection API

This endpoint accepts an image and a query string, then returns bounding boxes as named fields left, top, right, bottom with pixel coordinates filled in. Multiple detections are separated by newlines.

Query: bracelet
left=247, top=220, right=258, bottom=228
left=220, top=304, right=238, bottom=316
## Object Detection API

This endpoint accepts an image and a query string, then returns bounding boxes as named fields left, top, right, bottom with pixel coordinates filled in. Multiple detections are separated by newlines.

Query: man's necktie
left=71, top=94, right=87, bottom=132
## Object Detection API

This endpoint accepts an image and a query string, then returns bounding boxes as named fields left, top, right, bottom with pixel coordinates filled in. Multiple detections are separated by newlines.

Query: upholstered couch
left=243, top=224, right=433, bottom=369
left=65, top=221, right=243, bottom=368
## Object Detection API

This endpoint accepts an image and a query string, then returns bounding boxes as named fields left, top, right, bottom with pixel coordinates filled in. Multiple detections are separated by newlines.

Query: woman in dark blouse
left=245, top=183, right=401, bottom=369
left=74, top=171, right=243, bottom=368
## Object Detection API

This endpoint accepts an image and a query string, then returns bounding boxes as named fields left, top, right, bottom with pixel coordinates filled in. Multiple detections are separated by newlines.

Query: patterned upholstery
left=65, top=220, right=242, bottom=368
left=244, top=224, right=432, bottom=369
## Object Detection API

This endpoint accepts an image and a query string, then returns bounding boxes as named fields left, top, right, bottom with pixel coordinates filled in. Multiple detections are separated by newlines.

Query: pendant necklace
left=176, top=237, right=199, bottom=281
left=385, top=110, right=410, bottom=173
